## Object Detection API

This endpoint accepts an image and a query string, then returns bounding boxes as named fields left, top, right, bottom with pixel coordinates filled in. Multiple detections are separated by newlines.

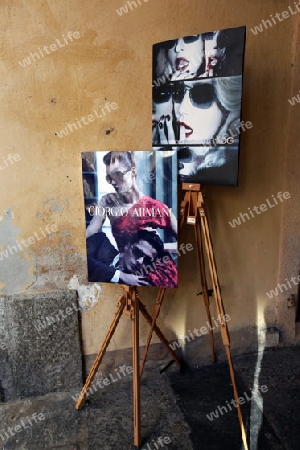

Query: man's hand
left=119, top=273, right=150, bottom=286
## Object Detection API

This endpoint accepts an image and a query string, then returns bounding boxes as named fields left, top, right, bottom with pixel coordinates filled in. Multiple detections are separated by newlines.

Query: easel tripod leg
left=132, top=289, right=141, bottom=448
left=139, top=288, right=164, bottom=375
left=194, top=217, right=216, bottom=362
left=181, top=188, right=216, bottom=362
left=226, top=346, right=249, bottom=450
left=181, top=185, right=249, bottom=449
left=75, top=295, right=126, bottom=410
left=197, top=193, right=249, bottom=450
left=138, top=299, right=181, bottom=374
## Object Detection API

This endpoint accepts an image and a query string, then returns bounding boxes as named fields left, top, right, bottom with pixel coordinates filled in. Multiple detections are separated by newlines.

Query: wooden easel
left=75, top=285, right=181, bottom=449
left=180, top=182, right=249, bottom=450
left=75, top=182, right=249, bottom=449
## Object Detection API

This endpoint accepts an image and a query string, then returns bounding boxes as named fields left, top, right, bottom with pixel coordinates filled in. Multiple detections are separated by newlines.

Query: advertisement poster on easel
left=82, top=150, right=178, bottom=288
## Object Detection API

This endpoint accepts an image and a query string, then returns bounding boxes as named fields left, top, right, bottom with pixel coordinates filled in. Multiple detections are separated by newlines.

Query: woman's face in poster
left=105, top=159, right=134, bottom=194
left=176, top=80, right=224, bottom=143
left=167, top=35, right=204, bottom=80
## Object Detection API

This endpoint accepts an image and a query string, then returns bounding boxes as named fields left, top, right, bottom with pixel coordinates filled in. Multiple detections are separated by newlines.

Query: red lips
left=175, top=57, right=189, bottom=71
left=179, top=121, right=193, bottom=138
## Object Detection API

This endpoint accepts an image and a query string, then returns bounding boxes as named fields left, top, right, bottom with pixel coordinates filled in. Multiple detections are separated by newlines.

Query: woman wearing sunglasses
left=166, top=35, right=205, bottom=81
left=153, top=75, right=242, bottom=146
left=175, top=75, right=243, bottom=145
left=86, top=151, right=177, bottom=253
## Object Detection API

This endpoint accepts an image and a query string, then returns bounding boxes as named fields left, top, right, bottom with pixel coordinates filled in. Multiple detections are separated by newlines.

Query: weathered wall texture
left=277, top=18, right=300, bottom=341
left=0, top=0, right=299, bottom=357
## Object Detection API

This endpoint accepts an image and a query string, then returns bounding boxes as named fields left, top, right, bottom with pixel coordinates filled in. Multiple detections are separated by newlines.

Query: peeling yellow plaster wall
left=0, top=0, right=297, bottom=355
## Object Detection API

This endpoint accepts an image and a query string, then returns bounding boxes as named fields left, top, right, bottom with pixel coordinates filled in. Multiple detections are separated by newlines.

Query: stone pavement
left=168, top=346, right=300, bottom=450
left=0, top=346, right=299, bottom=449
left=0, top=369, right=192, bottom=450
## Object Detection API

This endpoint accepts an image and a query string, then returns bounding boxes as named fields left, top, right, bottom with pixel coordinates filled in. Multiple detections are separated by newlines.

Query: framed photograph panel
left=152, top=25, right=246, bottom=186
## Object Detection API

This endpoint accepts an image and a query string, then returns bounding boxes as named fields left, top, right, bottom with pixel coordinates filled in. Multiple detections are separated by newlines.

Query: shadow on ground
left=167, top=347, right=300, bottom=450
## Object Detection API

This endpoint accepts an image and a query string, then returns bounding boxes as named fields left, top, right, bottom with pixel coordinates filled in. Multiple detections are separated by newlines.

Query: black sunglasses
left=153, top=82, right=215, bottom=109
left=105, top=168, right=131, bottom=184
left=153, top=83, right=184, bottom=104
left=174, top=82, right=215, bottom=108
left=131, top=245, right=153, bottom=266
left=161, top=35, right=200, bottom=50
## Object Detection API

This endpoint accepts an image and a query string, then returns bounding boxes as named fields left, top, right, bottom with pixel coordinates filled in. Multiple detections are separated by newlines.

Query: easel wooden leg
left=194, top=218, right=216, bottom=362
left=132, top=288, right=141, bottom=448
left=197, top=191, right=249, bottom=450
left=180, top=191, right=216, bottom=362
left=225, top=346, right=249, bottom=450
left=139, top=287, right=181, bottom=375
left=139, top=300, right=181, bottom=372
left=75, top=286, right=142, bottom=447
left=75, top=294, right=126, bottom=410
left=75, top=283, right=181, bottom=449
left=180, top=183, right=249, bottom=450
left=139, top=288, right=164, bottom=375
